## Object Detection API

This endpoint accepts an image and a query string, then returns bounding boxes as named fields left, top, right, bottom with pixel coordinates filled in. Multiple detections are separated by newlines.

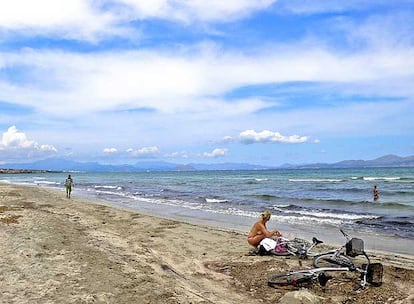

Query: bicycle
left=312, top=228, right=361, bottom=268
left=267, top=263, right=383, bottom=290
left=272, top=236, right=324, bottom=259
left=268, top=229, right=384, bottom=290
left=257, top=235, right=323, bottom=259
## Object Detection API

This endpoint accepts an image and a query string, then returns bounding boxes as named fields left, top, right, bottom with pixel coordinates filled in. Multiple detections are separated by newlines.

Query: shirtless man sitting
left=247, top=210, right=281, bottom=248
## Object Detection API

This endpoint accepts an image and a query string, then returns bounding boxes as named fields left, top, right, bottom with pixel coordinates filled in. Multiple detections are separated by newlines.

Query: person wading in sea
left=65, top=174, right=74, bottom=199
left=373, top=185, right=379, bottom=201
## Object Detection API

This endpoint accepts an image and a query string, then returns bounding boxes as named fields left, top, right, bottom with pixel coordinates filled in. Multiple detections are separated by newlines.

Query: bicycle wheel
left=271, top=240, right=294, bottom=256
left=291, top=238, right=311, bottom=248
left=313, top=253, right=354, bottom=268
left=272, top=249, right=293, bottom=256
left=290, top=238, right=311, bottom=258
left=272, top=252, right=293, bottom=256
left=268, top=272, right=313, bottom=287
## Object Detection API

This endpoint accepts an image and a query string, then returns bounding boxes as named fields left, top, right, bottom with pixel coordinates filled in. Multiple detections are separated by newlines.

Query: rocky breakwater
left=0, top=168, right=60, bottom=174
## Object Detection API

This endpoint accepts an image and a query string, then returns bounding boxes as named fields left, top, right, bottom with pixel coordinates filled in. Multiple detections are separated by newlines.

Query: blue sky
left=0, top=0, right=413, bottom=166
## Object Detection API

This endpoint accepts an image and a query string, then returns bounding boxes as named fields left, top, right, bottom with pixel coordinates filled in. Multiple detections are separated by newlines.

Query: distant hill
left=1, top=154, right=413, bottom=172
left=0, top=158, right=272, bottom=172
left=281, top=154, right=414, bottom=169
left=1, top=158, right=163, bottom=172
left=188, top=162, right=273, bottom=171
left=1, top=158, right=137, bottom=172
left=0, top=168, right=59, bottom=174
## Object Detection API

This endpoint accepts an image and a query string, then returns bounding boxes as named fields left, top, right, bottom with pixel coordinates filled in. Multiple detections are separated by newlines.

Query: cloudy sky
left=1, top=0, right=413, bottom=166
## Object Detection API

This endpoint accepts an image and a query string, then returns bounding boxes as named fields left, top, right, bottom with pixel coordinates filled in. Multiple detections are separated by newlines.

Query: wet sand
left=1, top=184, right=413, bottom=304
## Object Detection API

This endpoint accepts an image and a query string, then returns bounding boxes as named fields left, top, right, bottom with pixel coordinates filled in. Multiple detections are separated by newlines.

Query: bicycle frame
left=312, top=228, right=372, bottom=289
left=270, top=229, right=378, bottom=290
left=317, top=261, right=369, bottom=289
left=312, top=229, right=356, bottom=263
left=276, top=236, right=322, bottom=258
left=269, top=262, right=370, bottom=290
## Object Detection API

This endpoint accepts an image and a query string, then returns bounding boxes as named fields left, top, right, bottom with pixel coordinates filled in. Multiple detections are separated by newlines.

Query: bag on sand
left=363, top=263, right=383, bottom=287
left=258, top=238, right=277, bottom=255
left=345, top=238, right=364, bottom=257
left=274, top=238, right=288, bottom=254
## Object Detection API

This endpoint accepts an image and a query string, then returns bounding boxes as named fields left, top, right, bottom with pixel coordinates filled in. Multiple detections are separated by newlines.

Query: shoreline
left=2, top=168, right=413, bottom=257
left=1, top=184, right=414, bottom=303
left=73, top=186, right=414, bottom=256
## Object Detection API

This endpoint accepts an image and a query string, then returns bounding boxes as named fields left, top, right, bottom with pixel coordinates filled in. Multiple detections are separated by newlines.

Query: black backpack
left=346, top=238, right=364, bottom=257
left=258, top=244, right=273, bottom=256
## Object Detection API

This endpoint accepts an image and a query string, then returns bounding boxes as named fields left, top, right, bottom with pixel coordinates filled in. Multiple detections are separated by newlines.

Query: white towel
left=259, top=238, right=277, bottom=251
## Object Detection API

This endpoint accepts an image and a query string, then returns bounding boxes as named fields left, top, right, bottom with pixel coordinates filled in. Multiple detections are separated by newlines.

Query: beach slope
left=1, top=184, right=413, bottom=304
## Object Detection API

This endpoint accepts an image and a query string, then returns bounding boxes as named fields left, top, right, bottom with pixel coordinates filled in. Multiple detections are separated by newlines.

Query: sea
left=1, top=167, right=413, bottom=255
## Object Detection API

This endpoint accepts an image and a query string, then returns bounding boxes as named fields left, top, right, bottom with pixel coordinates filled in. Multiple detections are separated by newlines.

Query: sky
left=0, top=0, right=414, bottom=166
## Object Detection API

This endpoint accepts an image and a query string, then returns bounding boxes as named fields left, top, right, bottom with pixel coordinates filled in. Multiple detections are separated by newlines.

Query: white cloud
left=39, top=144, right=57, bottom=151
left=1, top=125, right=35, bottom=148
left=0, top=0, right=276, bottom=42
left=1, top=126, right=56, bottom=151
left=203, top=148, right=228, bottom=158
left=238, top=130, right=309, bottom=144
left=127, top=146, right=160, bottom=157
left=117, top=0, right=276, bottom=23
left=0, top=126, right=57, bottom=161
left=1, top=44, right=413, bottom=119
left=103, top=147, right=118, bottom=154
left=0, top=1, right=412, bottom=165
left=0, top=0, right=123, bottom=42
left=276, top=0, right=404, bottom=15
left=164, top=148, right=228, bottom=159
left=221, top=136, right=234, bottom=143
left=165, top=151, right=190, bottom=159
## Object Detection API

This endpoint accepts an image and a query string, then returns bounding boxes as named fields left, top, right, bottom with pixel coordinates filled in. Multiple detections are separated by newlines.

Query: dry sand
left=1, top=184, right=413, bottom=304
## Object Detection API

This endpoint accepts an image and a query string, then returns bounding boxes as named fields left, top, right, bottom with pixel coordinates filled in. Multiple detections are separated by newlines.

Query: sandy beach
left=1, top=184, right=414, bottom=304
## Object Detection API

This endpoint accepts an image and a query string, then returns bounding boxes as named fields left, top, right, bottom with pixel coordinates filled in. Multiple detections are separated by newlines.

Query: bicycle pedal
left=318, top=272, right=332, bottom=286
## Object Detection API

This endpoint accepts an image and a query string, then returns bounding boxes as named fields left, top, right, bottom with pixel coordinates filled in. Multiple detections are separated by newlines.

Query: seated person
left=247, top=210, right=281, bottom=248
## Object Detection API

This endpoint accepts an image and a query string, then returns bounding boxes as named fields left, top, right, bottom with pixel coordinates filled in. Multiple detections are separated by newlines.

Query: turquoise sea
left=1, top=167, right=413, bottom=254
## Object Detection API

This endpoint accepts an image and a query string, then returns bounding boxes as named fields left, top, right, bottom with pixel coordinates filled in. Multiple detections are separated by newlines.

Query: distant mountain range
left=1, top=154, right=413, bottom=172
left=279, top=154, right=414, bottom=169
left=0, top=158, right=272, bottom=172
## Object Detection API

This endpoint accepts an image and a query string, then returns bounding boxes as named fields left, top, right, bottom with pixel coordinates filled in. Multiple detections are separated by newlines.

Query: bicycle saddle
left=312, top=237, right=324, bottom=244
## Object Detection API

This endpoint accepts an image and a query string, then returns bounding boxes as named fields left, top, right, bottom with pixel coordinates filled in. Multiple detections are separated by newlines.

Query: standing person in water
left=247, top=210, right=281, bottom=248
left=65, top=174, right=74, bottom=199
left=373, top=185, right=379, bottom=201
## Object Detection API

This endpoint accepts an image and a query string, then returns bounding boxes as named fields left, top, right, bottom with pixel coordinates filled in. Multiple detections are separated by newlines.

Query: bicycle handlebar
left=339, top=228, right=351, bottom=240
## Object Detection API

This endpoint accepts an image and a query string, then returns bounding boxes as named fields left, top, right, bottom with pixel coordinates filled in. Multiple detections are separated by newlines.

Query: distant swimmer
left=65, top=174, right=74, bottom=199
left=373, top=185, right=379, bottom=201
